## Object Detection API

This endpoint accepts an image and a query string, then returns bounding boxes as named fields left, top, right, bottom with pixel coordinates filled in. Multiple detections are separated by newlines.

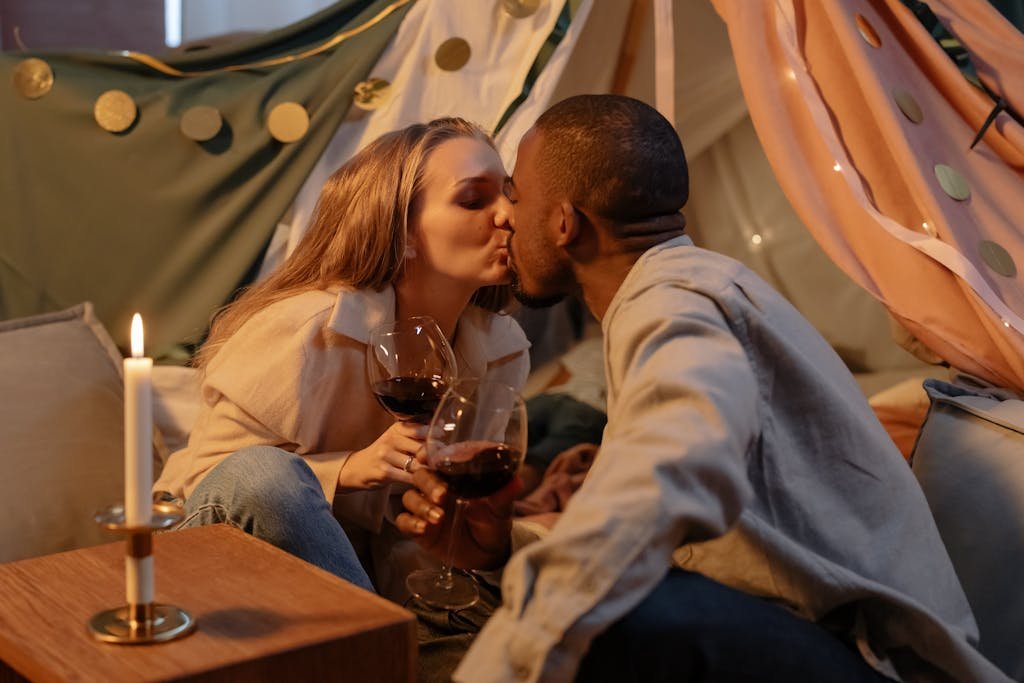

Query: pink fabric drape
left=711, top=0, right=1024, bottom=392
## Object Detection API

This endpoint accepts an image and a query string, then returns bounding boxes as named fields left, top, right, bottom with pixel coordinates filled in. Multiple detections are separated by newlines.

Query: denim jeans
left=574, top=570, right=892, bottom=682
left=178, top=445, right=374, bottom=592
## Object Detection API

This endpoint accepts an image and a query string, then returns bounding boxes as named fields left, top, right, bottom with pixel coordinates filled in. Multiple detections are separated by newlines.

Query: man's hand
left=396, top=468, right=520, bottom=570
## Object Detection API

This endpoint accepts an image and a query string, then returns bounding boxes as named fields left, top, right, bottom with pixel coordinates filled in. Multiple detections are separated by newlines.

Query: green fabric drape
left=0, top=0, right=410, bottom=357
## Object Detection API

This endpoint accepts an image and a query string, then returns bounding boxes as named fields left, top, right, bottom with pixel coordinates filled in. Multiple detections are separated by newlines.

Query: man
left=398, top=95, right=1006, bottom=682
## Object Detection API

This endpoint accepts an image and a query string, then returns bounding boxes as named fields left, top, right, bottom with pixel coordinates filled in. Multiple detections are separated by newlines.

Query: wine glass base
left=406, top=568, right=479, bottom=610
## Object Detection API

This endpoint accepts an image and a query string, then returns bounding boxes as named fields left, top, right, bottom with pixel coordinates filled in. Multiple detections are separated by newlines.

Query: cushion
left=911, top=379, right=1024, bottom=681
left=867, top=374, right=935, bottom=460
left=0, top=303, right=128, bottom=562
left=152, top=364, right=201, bottom=458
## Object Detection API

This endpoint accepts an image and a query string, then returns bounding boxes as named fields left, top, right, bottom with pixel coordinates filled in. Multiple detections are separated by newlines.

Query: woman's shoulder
left=204, top=288, right=354, bottom=392
left=242, top=289, right=339, bottom=339
left=210, top=290, right=339, bottom=373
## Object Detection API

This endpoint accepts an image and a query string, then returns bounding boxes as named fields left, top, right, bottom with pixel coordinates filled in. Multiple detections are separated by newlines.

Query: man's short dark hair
left=533, top=94, right=688, bottom=223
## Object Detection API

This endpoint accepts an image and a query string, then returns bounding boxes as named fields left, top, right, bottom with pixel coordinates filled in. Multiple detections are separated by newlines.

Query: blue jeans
left=178, top=445, right=374, bottom=592
left=575, top=570, right=892, bottom=682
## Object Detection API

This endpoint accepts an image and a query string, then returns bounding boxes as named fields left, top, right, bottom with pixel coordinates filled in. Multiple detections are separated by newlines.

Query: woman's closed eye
left=459, top=196, right=486, bottom=210
left=456, top=186, right=498, bottom=211
left=453, top=172, right=506, bottom=211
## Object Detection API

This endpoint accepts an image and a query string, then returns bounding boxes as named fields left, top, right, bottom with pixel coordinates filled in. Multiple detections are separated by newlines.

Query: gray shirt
left=456, top=236, right=1006, bottom=683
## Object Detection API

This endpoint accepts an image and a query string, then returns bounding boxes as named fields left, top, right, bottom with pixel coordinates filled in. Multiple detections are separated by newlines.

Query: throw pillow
left=911, top=379, right=1024, bottom=681
left=0, top=303, right=127, bottom=562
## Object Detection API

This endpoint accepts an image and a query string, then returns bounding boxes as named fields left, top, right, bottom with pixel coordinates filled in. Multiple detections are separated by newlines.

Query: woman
left=154, top=118, right=530, bottom=599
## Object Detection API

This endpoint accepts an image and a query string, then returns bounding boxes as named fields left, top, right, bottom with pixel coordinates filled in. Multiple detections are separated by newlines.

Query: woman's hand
left=396, top=468, right=520, bottom=570
left=337, top=422, right=427, bottom=492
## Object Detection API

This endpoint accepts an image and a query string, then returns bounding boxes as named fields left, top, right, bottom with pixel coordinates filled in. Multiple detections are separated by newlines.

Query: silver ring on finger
left=403, top=455, right=415, bottom=473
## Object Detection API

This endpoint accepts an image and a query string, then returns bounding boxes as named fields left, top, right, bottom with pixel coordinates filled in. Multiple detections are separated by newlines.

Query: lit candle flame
left=130, top=313, right=144, bottom=359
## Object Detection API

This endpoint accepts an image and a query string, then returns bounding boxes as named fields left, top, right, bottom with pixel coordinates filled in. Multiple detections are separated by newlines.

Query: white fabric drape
left=259, top=0, right=937, bottom=383
left=269, top=0, right=579, bottom=264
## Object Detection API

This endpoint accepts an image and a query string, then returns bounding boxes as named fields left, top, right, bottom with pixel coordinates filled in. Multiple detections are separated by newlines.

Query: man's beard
left=509, top=269, right=565, bottom=309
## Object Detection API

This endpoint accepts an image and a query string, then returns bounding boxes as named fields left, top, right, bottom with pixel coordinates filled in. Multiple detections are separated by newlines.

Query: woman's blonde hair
left=194, top=117, right=513, bottom=370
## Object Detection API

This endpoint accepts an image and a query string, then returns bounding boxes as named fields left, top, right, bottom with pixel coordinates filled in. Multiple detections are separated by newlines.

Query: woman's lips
left=495, top=246, right=511, bottom=269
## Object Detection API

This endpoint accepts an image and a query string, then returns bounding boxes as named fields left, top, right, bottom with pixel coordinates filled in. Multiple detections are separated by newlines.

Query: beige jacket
left=155, top=285, right=529, bottom=598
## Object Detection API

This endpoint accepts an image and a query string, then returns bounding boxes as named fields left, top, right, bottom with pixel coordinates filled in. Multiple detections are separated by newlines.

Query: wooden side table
left=0, top=524, right=415, bottom=682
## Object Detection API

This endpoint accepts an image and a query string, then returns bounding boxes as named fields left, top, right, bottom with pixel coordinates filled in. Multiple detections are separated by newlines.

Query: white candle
left=124, top=313, right=154, bottom=606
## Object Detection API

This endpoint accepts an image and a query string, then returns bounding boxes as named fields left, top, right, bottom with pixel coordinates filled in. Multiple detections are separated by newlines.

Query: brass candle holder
left=88, top=502, right=195, bottom=644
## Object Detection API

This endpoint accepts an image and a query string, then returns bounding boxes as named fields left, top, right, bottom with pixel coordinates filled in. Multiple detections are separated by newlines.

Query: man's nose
left=494, top=195, right=515, bottom=231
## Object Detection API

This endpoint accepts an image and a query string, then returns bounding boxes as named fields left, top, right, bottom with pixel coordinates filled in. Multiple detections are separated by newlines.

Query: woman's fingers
left=385, top=450, right=424, bottom=478
left=381, top=453, right=413, bottom=484
left=388, top=466, right=415, bottom=486
left=395, top=434, right=426, bottom=456
left=394, top=422, right=429, bottom=440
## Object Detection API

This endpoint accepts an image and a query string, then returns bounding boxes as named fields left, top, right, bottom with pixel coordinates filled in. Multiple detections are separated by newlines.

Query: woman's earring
left=404, top=243, right=417, bottom=260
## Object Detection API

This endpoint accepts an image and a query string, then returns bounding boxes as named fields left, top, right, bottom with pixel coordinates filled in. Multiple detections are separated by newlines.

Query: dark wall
left=0, top=0, right=165, bottom=53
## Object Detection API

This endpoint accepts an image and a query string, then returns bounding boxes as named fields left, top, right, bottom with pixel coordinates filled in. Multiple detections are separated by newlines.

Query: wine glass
left=366, top=316, right=457, bottom=424
left=406, top=377, right=527, bottom=609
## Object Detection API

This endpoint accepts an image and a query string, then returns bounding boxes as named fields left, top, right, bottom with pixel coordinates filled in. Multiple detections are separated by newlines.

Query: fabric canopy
left=712, top=0, right=1024, bottom=393
left=561, top=0, right=932, bottom=382
left=0, top=0, right=409, bottom=355
left=274, top=0, right=582, bottom=265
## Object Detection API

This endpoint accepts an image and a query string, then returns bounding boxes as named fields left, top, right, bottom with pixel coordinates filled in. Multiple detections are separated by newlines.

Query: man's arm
left=456, top=286, right=762, bottom=683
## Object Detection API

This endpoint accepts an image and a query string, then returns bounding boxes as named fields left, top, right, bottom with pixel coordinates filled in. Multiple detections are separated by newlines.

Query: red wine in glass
left=372, top=376, right=448, bottom=424
left=406, top=378, right=526, bottom=610
left=435, top=443, right=520, bottom=498
left=366, top=316, right=456, bottom=424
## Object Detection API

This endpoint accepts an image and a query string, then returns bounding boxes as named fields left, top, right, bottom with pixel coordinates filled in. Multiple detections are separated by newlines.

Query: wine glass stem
left=438, top=498, right=467, bottom=590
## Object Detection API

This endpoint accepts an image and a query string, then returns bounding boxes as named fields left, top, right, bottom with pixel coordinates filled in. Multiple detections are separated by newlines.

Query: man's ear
left=554, top=200, right=579, bottom=248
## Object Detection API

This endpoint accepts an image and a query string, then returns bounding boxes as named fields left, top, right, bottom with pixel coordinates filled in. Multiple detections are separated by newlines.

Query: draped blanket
left=712, top=0, right=1024, bottom=392
left=0, top=0, right=409, bottom=355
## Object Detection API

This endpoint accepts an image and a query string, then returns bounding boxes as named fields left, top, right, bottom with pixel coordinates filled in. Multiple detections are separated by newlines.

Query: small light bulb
left=751, top=234, right=763, bottom=245
left=832, top=162, right=842, bottom=172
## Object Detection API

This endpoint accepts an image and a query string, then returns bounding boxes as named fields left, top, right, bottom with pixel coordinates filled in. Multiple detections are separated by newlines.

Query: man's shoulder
left=614, top=241, right=766, bottom=318
left=639, top=239, right=756, bottom=294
